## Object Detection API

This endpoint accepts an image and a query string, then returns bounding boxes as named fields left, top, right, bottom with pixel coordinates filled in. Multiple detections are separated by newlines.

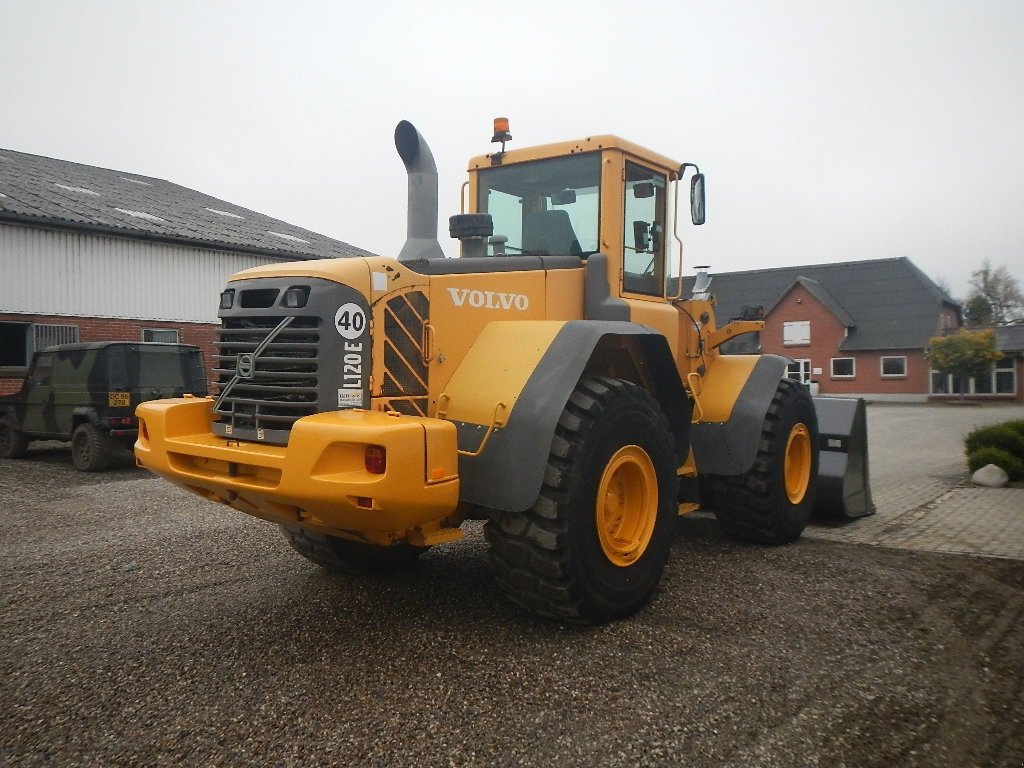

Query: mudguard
left=690, top=355, right=790, bottom=476
left=440, top=320, right=691, bottom=512
left=812, top=396, right=875, bottom=519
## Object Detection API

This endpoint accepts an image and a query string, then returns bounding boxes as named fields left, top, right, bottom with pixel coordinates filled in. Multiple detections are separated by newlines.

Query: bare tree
left=966, top=260, right=1024, bottom=326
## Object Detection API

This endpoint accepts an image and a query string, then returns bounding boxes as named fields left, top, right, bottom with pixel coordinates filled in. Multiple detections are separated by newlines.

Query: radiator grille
left=213, top=315, right=321, bottom=437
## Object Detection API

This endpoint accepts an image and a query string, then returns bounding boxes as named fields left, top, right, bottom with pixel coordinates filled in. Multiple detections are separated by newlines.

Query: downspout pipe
left=394, top=120, right=445, bottom=262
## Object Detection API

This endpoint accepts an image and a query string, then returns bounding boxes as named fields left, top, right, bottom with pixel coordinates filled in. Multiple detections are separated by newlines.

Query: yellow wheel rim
left=596, top=445, right=658, bottom=567
left=784, top=423, right=812, bottom=504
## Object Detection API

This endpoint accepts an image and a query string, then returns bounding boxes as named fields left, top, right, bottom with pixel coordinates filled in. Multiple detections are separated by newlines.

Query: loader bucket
left=811, top=396, right=875, bottom=519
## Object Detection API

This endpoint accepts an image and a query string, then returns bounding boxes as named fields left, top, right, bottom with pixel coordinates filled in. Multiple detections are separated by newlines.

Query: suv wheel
left=72, top=423, right=112, bottom=472
left=0, top=418, right=29, bottom=459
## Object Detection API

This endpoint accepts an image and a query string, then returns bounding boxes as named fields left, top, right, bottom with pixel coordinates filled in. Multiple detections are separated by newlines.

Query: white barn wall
left=0, top=223, right=284, bottom=323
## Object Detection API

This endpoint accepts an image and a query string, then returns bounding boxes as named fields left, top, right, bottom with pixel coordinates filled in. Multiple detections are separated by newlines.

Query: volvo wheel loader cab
left=136, top=119, right=868, bottom=624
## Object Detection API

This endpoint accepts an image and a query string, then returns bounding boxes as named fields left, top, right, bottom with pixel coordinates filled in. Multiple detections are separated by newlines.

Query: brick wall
left=0, top=312, right=218, bottom=395
left=759, top=284, right=931, bottom=397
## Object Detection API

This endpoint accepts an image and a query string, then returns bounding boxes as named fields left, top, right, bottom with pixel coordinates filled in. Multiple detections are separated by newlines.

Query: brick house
left=696, top=257, right=1012, bottom=402
left=0, top=149, right=372, bottom=394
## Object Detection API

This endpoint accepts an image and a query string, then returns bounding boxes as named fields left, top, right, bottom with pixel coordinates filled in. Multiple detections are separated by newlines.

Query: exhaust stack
left=394, top=120, right=445, bottom=263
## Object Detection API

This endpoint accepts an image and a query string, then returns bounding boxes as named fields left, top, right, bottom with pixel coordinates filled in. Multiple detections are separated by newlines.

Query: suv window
left=126, top=346, right=205, bottom=392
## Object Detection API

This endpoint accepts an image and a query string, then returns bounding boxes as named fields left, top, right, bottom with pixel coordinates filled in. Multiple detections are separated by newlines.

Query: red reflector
left=356, top=496, right=373, bottom=509
left=365, top=446, right=386, bottom=474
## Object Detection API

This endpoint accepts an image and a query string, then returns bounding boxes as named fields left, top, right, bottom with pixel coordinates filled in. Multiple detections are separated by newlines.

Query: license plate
left=108, top=392, right=131, bottom=407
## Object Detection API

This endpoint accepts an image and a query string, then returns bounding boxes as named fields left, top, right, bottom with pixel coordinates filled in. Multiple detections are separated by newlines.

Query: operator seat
left=522, top=210, right=583, bottom=256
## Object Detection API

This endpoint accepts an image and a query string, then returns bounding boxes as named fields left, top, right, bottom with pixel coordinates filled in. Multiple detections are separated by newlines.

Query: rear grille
left=213, top=315, right=321, bottom=438
left=382, top=291, right=429, bottom=416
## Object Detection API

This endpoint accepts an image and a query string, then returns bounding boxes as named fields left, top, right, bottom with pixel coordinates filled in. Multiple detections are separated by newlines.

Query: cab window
left=622, top=162, right=667, bottom=296
left=478, top=153, right=601, bottom=257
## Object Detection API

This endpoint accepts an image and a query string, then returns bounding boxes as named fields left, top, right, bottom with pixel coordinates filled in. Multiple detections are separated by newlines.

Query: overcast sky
left=2, top=0, right=1021, bottom=299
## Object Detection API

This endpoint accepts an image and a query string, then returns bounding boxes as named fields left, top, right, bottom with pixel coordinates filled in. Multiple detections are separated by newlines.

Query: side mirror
left=690, top=173, right=706, bottom=225
left=633, top=220, right=651, bottom=253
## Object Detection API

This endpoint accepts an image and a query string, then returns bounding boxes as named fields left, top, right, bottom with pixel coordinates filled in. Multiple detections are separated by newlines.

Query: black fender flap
left=456, top=320, right=690, bottom=512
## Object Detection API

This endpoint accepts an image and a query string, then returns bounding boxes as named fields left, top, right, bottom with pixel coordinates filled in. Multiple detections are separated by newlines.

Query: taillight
left=365, top=446, right=386, bottom=474
left=140, top=419, right=149, bottom=440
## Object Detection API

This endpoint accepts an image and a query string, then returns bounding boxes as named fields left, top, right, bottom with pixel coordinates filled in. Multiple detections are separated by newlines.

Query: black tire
left=279, top=525, right=427, bottom=574
left=705, top=378, right=818, bottom=544
left=0, top=417, right=29, bottom=459
left=484, top=377, right=676, bottom=624
left=71, top=423, right=112, bottom=472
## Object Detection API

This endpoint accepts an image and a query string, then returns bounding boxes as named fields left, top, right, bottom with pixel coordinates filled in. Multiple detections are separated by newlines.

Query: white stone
left=972, top=463, right=1009, bottom=488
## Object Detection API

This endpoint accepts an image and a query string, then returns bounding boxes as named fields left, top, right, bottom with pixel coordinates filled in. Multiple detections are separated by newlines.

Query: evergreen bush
left=964, top=424, right=1024, bottom=461
left=967, top=446, right=1023, bottom=481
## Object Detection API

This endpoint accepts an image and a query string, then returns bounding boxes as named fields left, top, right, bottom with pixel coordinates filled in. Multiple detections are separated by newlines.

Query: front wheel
left=71, top=423, right=112, bottom=472
left=280, top=526, right=427, bottom=574
left=0, top=418, right=29, bottom=459
left=705, top=378, right=818, bottom=544
left=485, top=377, right=677, bottom=624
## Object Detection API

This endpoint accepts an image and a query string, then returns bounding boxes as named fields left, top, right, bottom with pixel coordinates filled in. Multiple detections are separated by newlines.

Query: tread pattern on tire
left=484, top=376, right=674, bottom=624
left=705, top=377, right=817, bottom=544
left=280, top=525, right=426, bottom=574
left=72, top=423, right=111, bottom=472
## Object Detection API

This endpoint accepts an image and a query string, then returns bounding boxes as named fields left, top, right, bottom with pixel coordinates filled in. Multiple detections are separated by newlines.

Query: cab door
left=616, top=159, right=680, bottom=353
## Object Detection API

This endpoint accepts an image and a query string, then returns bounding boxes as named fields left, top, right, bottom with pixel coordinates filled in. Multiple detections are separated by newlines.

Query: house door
left=787, top=358, right=811, bottom=385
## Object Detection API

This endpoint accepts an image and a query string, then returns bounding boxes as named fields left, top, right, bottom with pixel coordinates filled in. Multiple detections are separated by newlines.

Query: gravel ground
left=2, top=425, right=1024, bottom=767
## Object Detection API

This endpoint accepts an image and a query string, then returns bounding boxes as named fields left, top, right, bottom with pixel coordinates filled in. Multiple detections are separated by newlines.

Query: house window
left=783, top=320, right=810, bottom=346
left=930, top=370, right=950, bottom=394
left=0, top=323, right=29, bottom=367
left=931, top=359, right=1017, bottom=396
left=995, top=357, right=1016, bottom=395
left=787, top=358, right=812, bottom=384
left=881, top=356, right=907, bottom=378
left=831, top=357, right=855, bottom=378
left=142, top=328, right=180, bottom=343
left=0, top=322, right=79, bottom=367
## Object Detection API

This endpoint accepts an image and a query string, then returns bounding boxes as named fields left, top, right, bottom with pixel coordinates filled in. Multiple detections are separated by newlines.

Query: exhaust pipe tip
left=394, top=120, right=420, bottom=169
left=395, top=120, right=445, bottom=263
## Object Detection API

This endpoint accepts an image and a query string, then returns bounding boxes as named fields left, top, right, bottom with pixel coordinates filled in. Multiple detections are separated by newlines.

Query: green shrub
left=967, top=447, right=1024, bottom=481
left=1004, top=420, right=1024, bottom=439
left=964, top=424, right=1024, bottom=461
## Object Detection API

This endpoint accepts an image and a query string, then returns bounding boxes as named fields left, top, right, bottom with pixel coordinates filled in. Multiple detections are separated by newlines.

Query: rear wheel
left=71, top=423, right=112, bottom=472
left=485, top=377, right=676, bottom=624
left=280, top=525, right=427, bottom=574
left=706, top=378, right=818, bottom=544
left=0, top=418, right=29, bottom=459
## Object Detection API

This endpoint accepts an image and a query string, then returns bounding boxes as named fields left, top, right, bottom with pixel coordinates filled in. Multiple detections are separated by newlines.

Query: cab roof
left=468, top=135, right=684, bottom=178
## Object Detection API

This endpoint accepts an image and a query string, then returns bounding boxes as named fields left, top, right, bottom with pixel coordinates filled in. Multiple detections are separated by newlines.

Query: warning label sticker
left=338, top=389, right=362, bottom=408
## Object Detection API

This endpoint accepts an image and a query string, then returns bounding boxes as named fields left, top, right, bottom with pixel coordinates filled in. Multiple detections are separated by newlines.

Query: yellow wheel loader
left=135, top=119, right=872, bottom=624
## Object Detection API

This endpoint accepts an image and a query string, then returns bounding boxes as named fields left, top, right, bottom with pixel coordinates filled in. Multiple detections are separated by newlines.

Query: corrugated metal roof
left=689, top=257, right=960, bottom=352
left=0, top=148, right=375, bottom=260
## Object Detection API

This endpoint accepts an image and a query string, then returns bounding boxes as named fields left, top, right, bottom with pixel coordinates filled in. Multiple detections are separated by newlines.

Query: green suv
left=0, top=342, right=207, bottom=471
